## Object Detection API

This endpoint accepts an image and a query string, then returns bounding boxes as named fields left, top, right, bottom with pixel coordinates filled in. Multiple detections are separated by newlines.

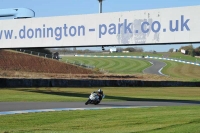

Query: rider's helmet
left=98, top=89, right=102, bottom=93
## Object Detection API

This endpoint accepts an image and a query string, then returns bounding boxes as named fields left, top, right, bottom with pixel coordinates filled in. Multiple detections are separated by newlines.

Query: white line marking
left=158, top=62, right=168, bottom=76
left=0, top=106, right=157, bottom=115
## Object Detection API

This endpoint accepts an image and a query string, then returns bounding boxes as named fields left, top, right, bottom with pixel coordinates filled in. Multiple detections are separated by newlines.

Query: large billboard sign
left=0, top=5, right=199, bottom=48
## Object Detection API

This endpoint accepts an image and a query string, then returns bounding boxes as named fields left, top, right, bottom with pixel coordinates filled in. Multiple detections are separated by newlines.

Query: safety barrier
left=0, top=78, right=199, bottom=87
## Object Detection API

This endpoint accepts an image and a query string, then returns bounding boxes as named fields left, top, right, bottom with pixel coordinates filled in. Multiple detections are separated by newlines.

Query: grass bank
left=62, top=57, right=151, bottom=74
left=162, top=61, right=200, bottom=81
left=61, top=56, right=200, bottom=81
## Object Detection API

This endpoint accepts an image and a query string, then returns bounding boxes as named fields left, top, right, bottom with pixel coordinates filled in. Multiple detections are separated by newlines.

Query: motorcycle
left=85, top=92, right=105, bottom=105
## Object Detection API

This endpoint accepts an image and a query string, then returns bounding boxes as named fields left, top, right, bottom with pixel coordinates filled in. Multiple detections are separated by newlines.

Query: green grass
left=0, top=106, right=200, bottom=133
left=0, top=87, right=200, bottom=102
left=61, top=56, right=200, bottom=81
left=168, top=52, right=200, bottom=63
left=62, top=57, right=151, bottom=74
left=162, top=61, right=200, bottom=81
left=85, top=52, right=200, bottom=63
left=0, top=87, right=200, bottom=132
left=88, top=52, right=163, bottom=57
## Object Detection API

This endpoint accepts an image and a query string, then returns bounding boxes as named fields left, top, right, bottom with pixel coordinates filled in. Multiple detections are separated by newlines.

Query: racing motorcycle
left=85, top=92, right=105, bottom=105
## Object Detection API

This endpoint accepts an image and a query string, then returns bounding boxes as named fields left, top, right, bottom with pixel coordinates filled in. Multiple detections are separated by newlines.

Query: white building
left=122, top=51, right=129, bottom=53
left=181, top=49, right=187, bottom=54
left=110, top=47, right=117, bottom=53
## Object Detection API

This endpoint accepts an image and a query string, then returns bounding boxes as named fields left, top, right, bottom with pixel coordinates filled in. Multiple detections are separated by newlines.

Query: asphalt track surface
left=0, top=101, right=200, bottom=112
left=143, top=59, right=166, bottom=76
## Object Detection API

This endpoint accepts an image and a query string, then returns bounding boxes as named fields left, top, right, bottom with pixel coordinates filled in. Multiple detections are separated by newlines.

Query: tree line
left=168, top=44, right=200, bottom=57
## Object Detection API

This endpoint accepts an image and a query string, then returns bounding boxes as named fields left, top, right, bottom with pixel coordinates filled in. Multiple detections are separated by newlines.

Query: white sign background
left=0, top=5, right=200, bottom=48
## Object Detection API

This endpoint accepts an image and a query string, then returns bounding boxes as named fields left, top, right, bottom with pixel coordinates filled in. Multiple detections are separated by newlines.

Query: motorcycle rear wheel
left=94, top=101, right=100, bottom=105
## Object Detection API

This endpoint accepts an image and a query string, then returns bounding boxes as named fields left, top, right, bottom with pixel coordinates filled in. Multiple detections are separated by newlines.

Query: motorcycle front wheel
left=85, top=99, right=90, bottom=105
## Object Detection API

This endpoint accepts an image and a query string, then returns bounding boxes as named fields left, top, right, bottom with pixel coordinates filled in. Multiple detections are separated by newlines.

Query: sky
left=1, top=0, right=200, bottom=52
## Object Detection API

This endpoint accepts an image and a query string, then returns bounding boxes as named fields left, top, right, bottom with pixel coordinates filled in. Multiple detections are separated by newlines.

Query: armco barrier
left=75, top=55, right=200, bottom=66
left=0, top=78, right=199, bottom=87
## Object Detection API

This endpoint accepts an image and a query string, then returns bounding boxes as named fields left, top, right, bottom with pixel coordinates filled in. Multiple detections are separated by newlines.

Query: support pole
left=98, top=0, right=103, bottom=13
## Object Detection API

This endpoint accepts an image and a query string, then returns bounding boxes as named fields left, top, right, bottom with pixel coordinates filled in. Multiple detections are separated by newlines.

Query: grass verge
left=0, top=106, right=200, bottom=133
left=162, top=61, right=200, bottom=81
left=0, top=87, right=200, bottom=102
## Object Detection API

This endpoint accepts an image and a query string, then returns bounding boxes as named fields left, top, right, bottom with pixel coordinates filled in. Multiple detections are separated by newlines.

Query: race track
left=143, top=59, right=166, bottom=75
left=0, top=101, right=199, bottom=112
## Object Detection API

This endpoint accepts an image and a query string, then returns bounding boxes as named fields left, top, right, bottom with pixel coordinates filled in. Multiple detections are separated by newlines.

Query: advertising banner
left=0, top=5, right=199, bottom=48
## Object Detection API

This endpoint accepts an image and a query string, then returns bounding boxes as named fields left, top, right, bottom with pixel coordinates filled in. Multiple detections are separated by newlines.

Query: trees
left=116, top=47, right=123, bottom=52
left=179, top=44, right=193, bottom=52
left=168, top=48, right=174, bottom=52
left=195, top=46, right=200, bottom=56
left=123, top=47, right=144, bottom=52
left=135, top=47, right=144, bottom=52
left=189, top=49, right=196, bottom=57
left=124, top=47, right=135, bottom=52
left=178, top=44, right=200, bottom=57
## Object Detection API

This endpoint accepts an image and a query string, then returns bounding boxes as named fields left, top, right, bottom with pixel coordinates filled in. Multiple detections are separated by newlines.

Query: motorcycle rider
left=93, top=89, right=104, bottom=102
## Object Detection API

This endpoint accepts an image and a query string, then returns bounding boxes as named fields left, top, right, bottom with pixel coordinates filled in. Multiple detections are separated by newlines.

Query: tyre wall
left=0, top=78, right=199, bottom=87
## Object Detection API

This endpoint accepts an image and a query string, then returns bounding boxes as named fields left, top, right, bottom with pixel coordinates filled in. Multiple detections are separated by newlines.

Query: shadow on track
left=15, top=88, right=200, bottom=104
